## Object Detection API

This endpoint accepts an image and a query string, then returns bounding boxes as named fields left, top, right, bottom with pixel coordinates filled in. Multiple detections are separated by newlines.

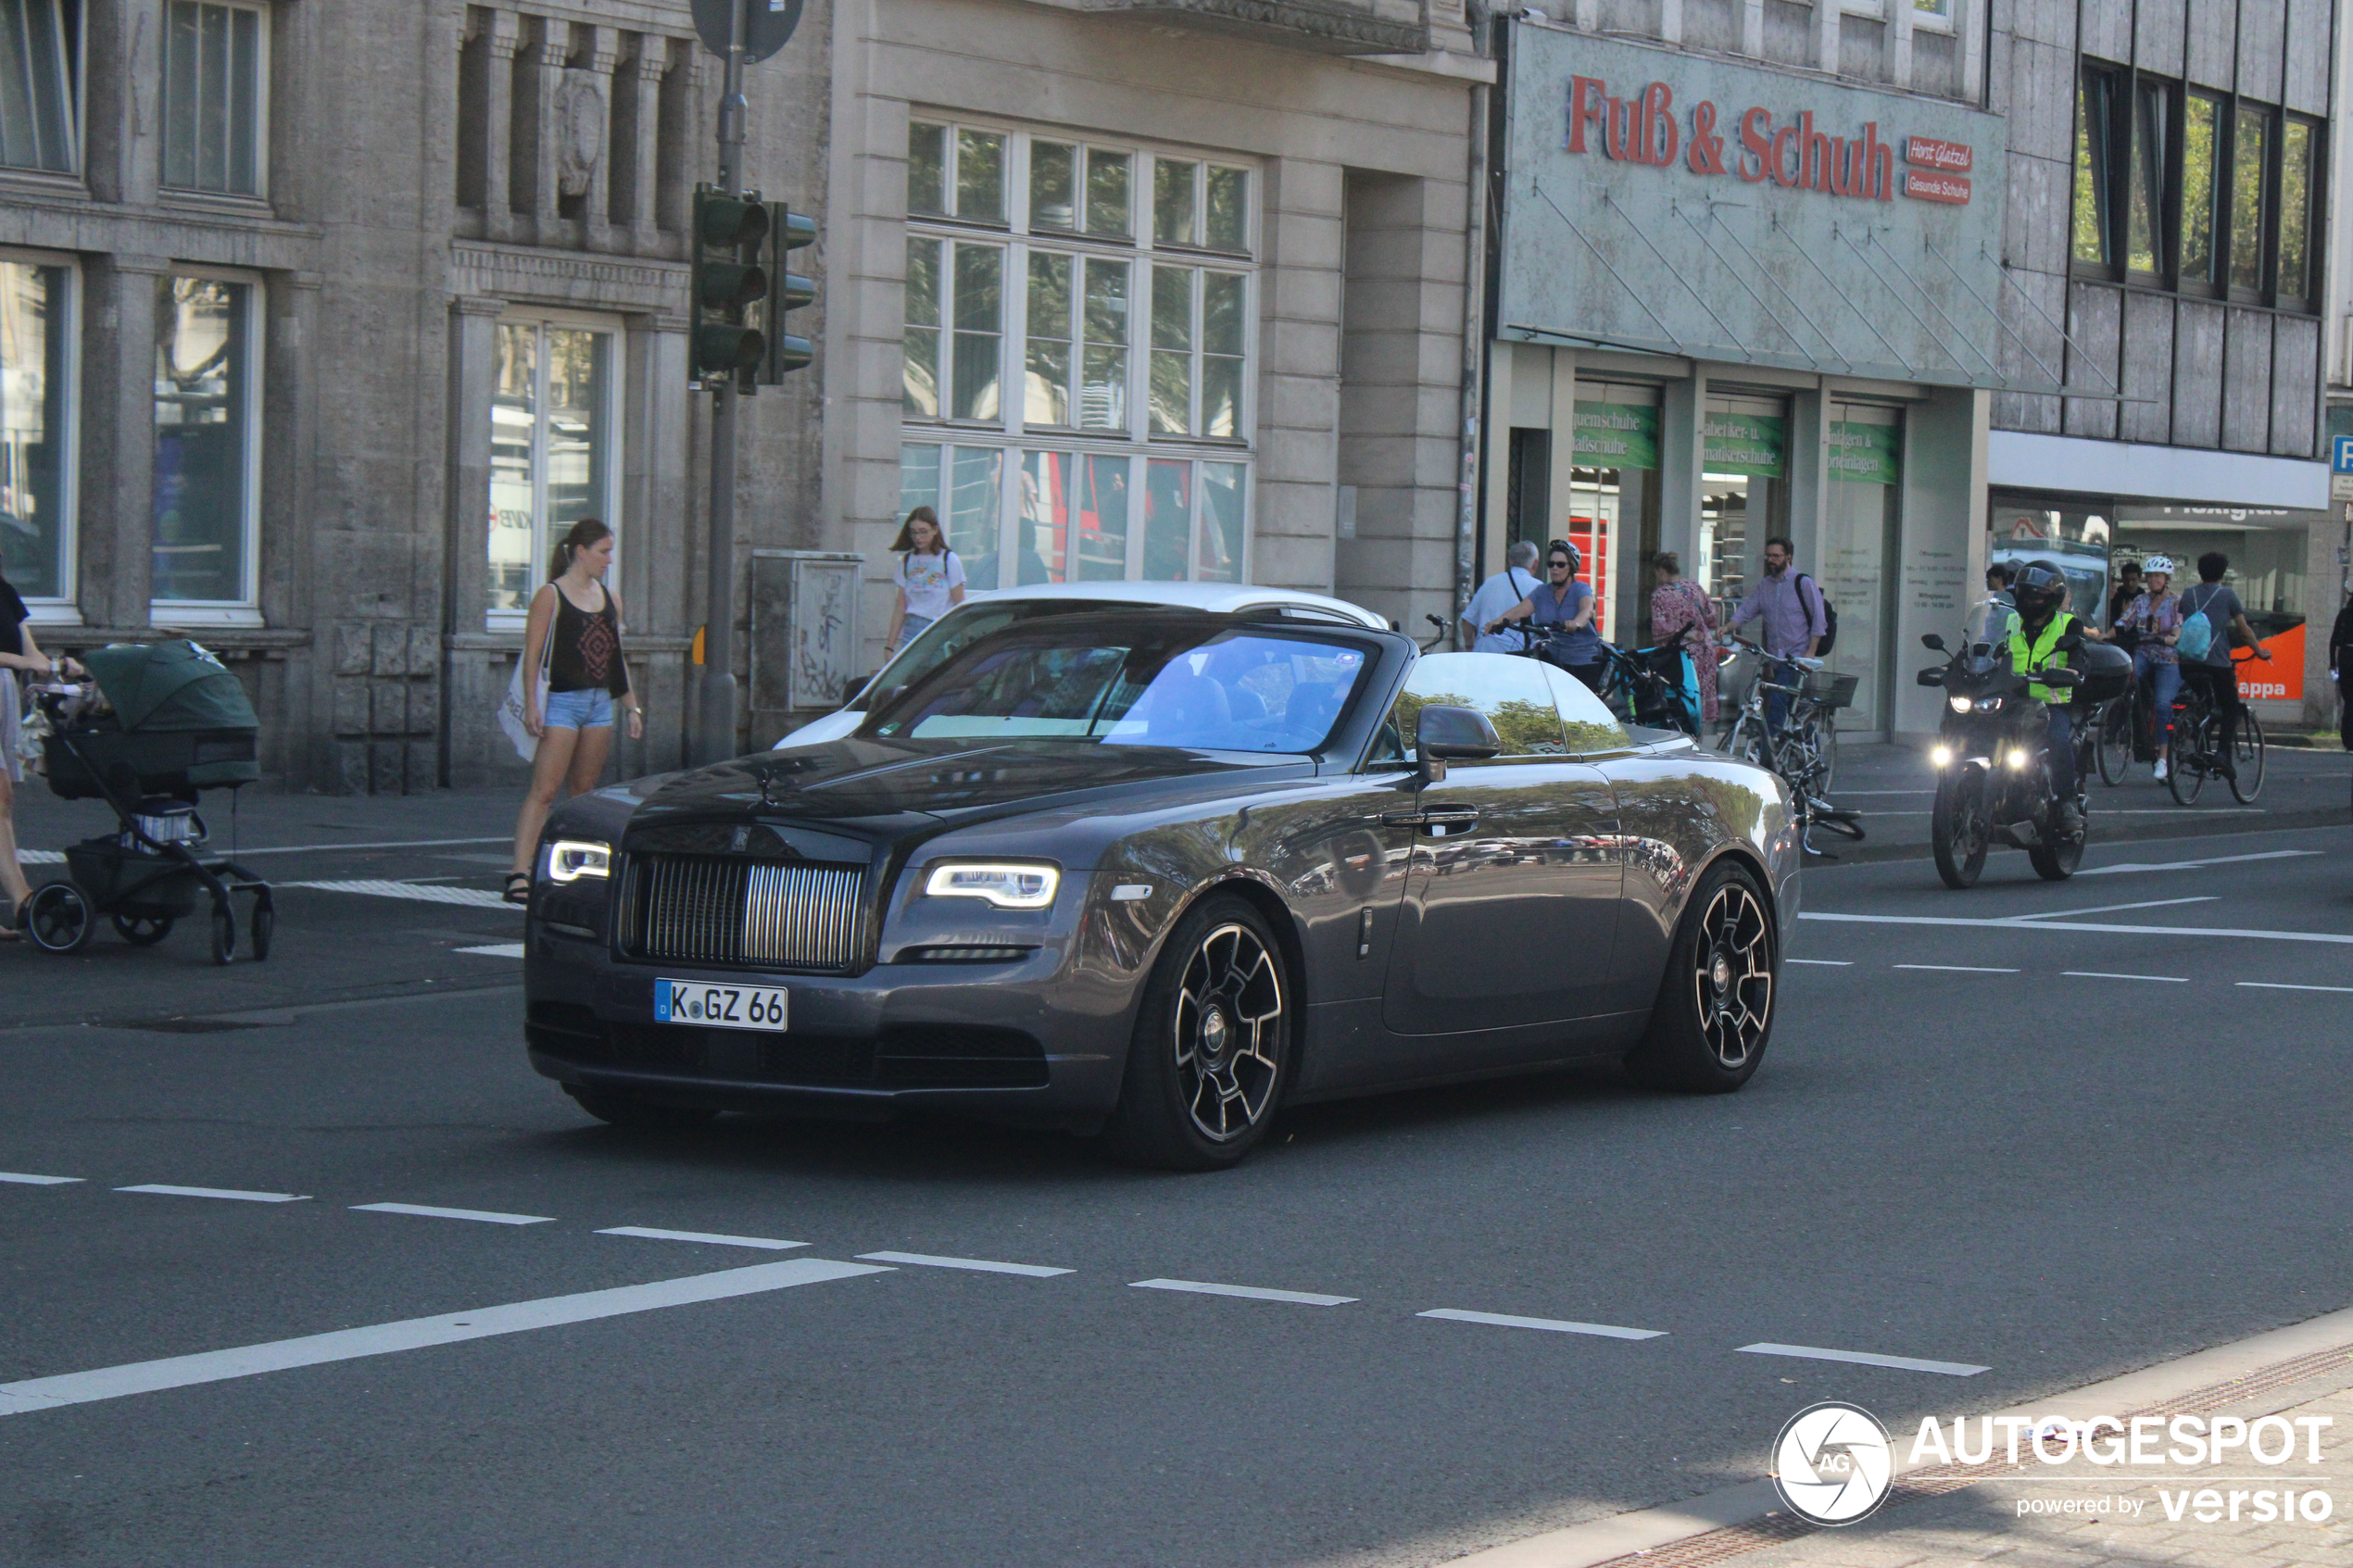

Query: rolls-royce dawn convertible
left=522, top=587, right=1801, bottom=1170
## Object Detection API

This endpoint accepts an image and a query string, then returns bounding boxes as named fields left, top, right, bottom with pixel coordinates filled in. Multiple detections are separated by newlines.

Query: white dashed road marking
left=0, top=1259, right=890, bottom=1419
left=116, top=1185, right=309, bottom=1204
left=0, top=1173, right=82, bottom=1185
left=1785, top=959, right=1851, bottom=966
left=284, top=880, right=517, bottom=910
left=2010, top=897, right=2218, bottom=921
left=2237, top=981, right=2353, bottom=994
left=2078, top=849, right=2322, bottom=877
left=2063, top=972, right=2188, bottom=983
left=1129, top=1278, right=1356, bottom=1307
left=858, top=1251, right=1074, bottom=1277
left=1739, top=1341, right=1990, bottom=1376
left=1417, top=1309, right=1665, bottom=1340
left=352, top=1202, right=554, bottom=1226
left=598, top=1226, right=808, bottom=1251
left=1806, top=912, right=2353, bottom=947
left=1894, top=963, right=2020, bottom=973
left=456, top=943, right=526, bottom=959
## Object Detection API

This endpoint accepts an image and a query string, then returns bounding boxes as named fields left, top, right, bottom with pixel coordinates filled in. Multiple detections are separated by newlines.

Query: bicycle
left=2165, top=657, right=2268, bottom=806
left=1721, top=646, right=1862, bottom=852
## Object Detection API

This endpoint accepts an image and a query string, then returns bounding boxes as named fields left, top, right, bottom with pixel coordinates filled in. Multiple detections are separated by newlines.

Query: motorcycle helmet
left=1546, top=538, right=1582, bottom=576
left=2012, top=561, right=2068, bottom=619
left=2141, top=554, right=2175, bottom=577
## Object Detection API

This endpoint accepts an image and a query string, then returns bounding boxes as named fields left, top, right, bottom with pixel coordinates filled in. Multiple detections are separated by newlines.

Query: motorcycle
left=1915, top=601, right=2128, bottom=889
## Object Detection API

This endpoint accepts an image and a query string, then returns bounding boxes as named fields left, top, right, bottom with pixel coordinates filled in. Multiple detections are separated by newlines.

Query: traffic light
left=760, top=206, right=816, bottom=383
left=691, top=183, right=769, bottom=383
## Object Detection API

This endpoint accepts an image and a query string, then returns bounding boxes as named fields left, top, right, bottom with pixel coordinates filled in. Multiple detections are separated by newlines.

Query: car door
left=1379, top=654, right=1624, bottom=1038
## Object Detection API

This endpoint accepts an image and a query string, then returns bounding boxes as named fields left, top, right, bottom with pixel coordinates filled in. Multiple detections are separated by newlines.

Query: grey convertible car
left=522, top=595, right=1801, bottom=1169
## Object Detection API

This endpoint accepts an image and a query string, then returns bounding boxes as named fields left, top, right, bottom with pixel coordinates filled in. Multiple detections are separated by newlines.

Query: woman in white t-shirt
left=885, top=506, right=966, bottom=655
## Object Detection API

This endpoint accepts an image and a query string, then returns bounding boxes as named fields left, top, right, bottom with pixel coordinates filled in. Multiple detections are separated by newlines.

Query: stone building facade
left=0, top=0, right=1487, bottom=791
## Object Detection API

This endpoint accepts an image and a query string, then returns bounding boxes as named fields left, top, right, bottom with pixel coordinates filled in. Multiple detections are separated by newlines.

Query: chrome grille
left=625, top=856, right=863, bottom=971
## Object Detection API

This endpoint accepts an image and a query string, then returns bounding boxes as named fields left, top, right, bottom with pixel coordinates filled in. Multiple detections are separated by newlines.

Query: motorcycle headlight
left=1931, top=745, right=1955, bottom=768
left=547, top=839, right=611, bottom=883
left=1947, top=696, right=1972, bottom=713
left=2006, top=748, right=2029, bottom=771
left=923, top=861, right=1060, bottom=909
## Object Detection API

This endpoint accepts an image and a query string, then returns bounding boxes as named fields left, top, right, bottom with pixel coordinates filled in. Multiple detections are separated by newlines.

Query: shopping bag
left=497, top=633, right=552, bottom=762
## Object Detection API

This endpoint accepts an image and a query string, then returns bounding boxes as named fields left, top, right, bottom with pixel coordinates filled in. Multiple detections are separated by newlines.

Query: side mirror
left=1416, top=704, right=1501, bottom=766
left=1920, top=633, right=1947, bottom=651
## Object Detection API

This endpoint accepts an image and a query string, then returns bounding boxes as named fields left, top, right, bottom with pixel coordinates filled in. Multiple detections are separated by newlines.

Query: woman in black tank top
left=506, top=519, right=643, bottom=902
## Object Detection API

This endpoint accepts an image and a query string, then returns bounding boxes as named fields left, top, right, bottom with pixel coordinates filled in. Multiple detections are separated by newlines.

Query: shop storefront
left=1484, top=21, right=2006, bottom=740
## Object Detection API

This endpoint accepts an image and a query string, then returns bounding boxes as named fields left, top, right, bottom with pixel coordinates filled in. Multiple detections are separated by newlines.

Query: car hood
left=626, top=736, right=1312, bottom=826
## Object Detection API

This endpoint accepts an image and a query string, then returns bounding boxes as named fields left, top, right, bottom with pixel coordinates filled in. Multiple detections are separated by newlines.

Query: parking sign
left=2334, top=435, right=2353, bottom=473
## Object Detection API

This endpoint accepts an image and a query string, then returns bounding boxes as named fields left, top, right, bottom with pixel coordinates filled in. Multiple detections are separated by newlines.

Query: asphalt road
left=3, top=796, right=2351, bottom=1567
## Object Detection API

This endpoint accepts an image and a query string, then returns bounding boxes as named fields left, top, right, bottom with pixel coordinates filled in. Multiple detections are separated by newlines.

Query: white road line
left=857, top=1250, right=1074, bottom=1277
left=1417, top=1309, right=1665, bottom=1340
left=1804, top=912, right=2353, bottom=947
left=1785, top=959, right=1852, bottom=967
left=0, top=1258, right=888, bottom=1419
left=2080, top=849, right=2322, bottom=877
left=116, top=1185, right=309, bottom=1204
left=351, top=1201, right=553, bottom=1226
left=1738, top=1342, right=1990, bottom=1377
left=283, top=880, right=517, bottom=909
left=1894, top=963, right=2020, bottom=973
left=2010, top=897, right=2219, bottom=921
left=1129, top=1278, right=1356, bottom=1307
left=0, top=1173, right=82, bottom=1185
left=2237, top=981, right=2353, bottom=995
left=456, top=943, right=526, bottom=959
left=598, top=1226, right=808, bottom=1251
left=2064, top=971, right=2188, bottom=983
left=16, top=849, right=62, bottom=863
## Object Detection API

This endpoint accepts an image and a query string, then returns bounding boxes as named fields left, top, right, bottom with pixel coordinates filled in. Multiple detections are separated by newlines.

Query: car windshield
left=867, top=619, right=1374, bottom=753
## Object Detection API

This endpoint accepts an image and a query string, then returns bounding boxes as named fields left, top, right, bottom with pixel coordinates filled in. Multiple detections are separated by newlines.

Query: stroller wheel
left=248, top=899, right=274, bottom=962
left=112, top=914, right=176, bottom=947
left=25, top=883, right=94, bottom=953
left=209, top=905, right=236, bottom=966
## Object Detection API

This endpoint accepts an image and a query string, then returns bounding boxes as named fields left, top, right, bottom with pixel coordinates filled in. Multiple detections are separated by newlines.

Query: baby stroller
left=23, top=640, right=273, bottom=963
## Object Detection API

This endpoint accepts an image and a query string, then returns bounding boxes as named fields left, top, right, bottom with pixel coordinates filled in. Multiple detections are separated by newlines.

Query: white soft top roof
left=963, top=581, right=1389, bottom=630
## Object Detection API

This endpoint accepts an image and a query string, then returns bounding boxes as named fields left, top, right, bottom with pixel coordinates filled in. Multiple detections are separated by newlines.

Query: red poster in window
left=1567, top=517, right=1609, bottom=639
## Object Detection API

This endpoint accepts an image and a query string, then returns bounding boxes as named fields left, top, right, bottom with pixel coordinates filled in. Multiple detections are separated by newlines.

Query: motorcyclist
left=2008, top=561, right=2084, bottom=834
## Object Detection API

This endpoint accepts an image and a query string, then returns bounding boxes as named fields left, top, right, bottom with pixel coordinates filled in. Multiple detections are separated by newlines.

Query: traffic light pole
left=694, top=0, right=749, bottom=768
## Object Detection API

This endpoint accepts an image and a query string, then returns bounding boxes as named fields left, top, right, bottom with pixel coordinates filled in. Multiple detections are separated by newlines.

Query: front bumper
left=522, top=925, right=1133, bottom=1130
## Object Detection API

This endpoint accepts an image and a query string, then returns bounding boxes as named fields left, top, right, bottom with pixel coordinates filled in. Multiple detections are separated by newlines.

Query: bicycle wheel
left=2095, top=698, right=2133, bottom=786
left=1727, top=714, right=1770, bottom=770
left=2228, top=710, right=2266, bottom=803
left=1815, top=715, right=1839, bottom=792
left=2167, top=714, right=2211, bottom=806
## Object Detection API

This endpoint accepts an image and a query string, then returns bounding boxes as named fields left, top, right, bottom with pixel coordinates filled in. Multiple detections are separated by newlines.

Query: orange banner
left=2234, top=622, right=2305, bottom=703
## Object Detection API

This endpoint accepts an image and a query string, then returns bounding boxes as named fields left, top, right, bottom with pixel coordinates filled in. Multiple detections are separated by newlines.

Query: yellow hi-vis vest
left=2008, top=611, right=2077, bottom=704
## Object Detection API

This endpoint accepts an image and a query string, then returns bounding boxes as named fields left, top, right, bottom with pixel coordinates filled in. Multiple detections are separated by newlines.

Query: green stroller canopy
left=82, top=641, right=259, bottom=734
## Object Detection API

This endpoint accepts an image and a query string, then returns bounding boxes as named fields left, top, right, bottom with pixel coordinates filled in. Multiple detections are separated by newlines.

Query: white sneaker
left=2153, top=759, right=2169, bottom=781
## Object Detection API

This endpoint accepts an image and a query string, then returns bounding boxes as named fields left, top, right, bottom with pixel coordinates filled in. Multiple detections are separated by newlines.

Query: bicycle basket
left=1802, top=670, right=1859, bottom=709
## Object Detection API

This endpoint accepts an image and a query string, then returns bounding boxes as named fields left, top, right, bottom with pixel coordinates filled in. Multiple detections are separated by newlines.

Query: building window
left=485, top=315, right=619, bottom=624
left=0, top=254, right=71, bottom=602
left=2181, top=91, right=2222, bottom=284
left=2228, top=104, right=2269, bottom=295
left=1911, top=0, right=1955, bottom=30
left=0, top=0, right=77, bottom=174
left=160, top=0, right=267, bottom=196
left=901, top=119, right=1256, bottom=590
left=2070, top=64, right=2122, bottom=270
left=2124, top=77, right=2169, bottom=277
left=2277, top=117, right=2318, bottom=305
left=152, top=274, right=259, bottom=611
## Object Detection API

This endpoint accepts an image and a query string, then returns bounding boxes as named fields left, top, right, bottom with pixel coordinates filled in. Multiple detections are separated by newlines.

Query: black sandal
left=502, top=872, right=532, bottom=906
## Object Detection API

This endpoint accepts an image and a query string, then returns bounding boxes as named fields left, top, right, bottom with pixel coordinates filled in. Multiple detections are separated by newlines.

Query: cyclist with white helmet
left=2115, top=554, right=2184, bottom=780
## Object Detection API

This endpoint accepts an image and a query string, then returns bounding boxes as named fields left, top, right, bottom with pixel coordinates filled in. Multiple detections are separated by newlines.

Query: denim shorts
left=543, top=687, right=613, bottom=731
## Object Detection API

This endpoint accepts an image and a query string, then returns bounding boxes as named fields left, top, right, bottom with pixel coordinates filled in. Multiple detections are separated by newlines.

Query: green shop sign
left=1828, top=420, right=1901, bottom=485
left=1702, top=412, right=1785, bottom=477
left=1573, top=401, right=1659, bottom=470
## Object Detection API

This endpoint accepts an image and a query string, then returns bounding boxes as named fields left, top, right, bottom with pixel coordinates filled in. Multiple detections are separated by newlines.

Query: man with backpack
left=1731, top=536, right=1832, bottom=734
left=2177, top=552, right=2269, bottom=777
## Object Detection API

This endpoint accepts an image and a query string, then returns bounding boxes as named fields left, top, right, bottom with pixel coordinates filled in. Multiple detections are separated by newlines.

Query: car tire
left=1101, top=893, right=1291, bottom=1172
left=1623, top=859, right=1777, bottom=1095
left=563, top=1083, right=722, bottom=1133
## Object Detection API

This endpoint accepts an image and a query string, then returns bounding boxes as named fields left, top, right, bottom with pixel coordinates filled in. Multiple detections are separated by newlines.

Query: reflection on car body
left=526, top=593, right=1799, bottom=1170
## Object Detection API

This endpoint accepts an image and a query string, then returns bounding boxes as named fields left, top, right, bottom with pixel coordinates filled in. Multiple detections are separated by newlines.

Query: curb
left=1443, top=1299, right=2353, bottom=1568
left=1812, top=803, right=2350, bottom=868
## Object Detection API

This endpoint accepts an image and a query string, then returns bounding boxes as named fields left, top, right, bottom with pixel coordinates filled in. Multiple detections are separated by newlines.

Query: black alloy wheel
left=1624, top=860, right=1776, bottom=1093
left=2228, top=711, right=2266, bottom=804
left=1931, top=767, right=1990, bottom=890
left=1102, top=894, right=1290, bottom=1172
left=563, top=1083, right=722, bottom=1132
left=112, top=914, right=175, bottom=947
left=23, top=882, right=94, bottom=953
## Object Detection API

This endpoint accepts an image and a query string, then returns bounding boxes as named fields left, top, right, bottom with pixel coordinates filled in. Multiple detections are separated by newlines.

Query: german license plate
left=655, top=978, right=788, bottom=1032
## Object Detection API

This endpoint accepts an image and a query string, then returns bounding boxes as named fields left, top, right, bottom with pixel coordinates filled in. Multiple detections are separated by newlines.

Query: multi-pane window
left=486, top=317, right=619, bottom=622
left=152, top=274, right=259, bottom=610
left=0, top=0, right=77, bottom=174
left=902, top=119, right=1255, bottom=591
left=161, top=1, right=267, bottom=196
left=0, top=255, right=71, bottom=601
left=2070, top=63, right=2320, bottom=312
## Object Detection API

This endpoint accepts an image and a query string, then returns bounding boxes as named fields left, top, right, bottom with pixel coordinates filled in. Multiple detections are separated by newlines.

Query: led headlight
left=923, top=861, right=1060, bottom=909
left=1930, top=745, right=1955, bottom=768
left=1947, top=696, right=1972, bottom=713
left=2006, top=748, right=2029, bottom=771
left=547, top=839, right=612, bottom=883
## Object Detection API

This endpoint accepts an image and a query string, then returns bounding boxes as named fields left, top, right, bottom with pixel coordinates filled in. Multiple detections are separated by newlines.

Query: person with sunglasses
left=1486, top=540, right=1606, bottom=690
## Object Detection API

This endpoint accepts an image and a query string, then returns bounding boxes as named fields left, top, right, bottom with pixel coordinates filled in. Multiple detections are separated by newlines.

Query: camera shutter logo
left=1771, top=1402, right=1894, bottom=1525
